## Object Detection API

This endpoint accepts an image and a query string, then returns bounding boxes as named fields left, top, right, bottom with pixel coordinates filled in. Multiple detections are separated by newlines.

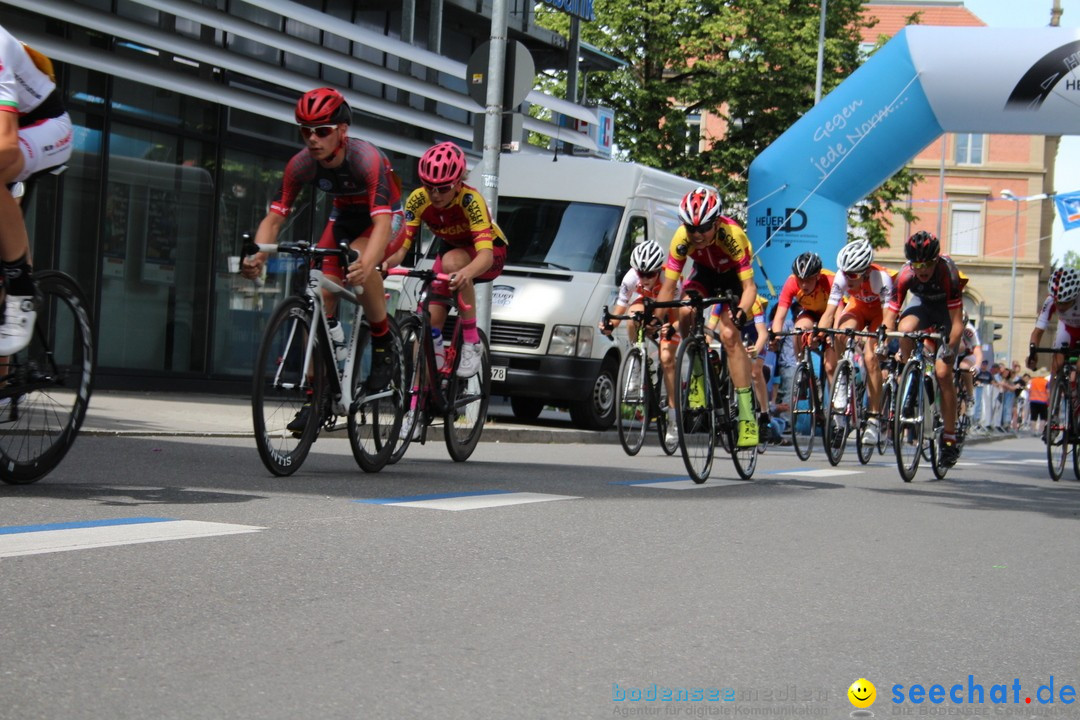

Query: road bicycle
left=876, top=352, right=899, bottom=456
left=888, top=329, right=948, bottom=481
left=1033, top=344, right=1080, bottom=481
left=772, top=328, right=828, bottom=462
left=245, top=239, right=404, bottom=476
left=602, top=300, right=678, bottom=457
left=388, top=267, right=490, bottom=463
left=0, top=172, right=96, bottom=485
left=821, top=327, right=877, bottom=466
left=672, top=293, right=758, bottom=483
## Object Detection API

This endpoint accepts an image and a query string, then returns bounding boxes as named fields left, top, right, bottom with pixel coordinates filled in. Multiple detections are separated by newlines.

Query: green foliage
left=534, top=0, right=920, bottom=247
left=1060, top=250, right=1080, bottom=270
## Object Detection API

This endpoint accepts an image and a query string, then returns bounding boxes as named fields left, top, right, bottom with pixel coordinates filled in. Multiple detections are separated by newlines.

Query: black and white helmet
left=836, top=240, right=874, bottom=275
left=792, top=252, right=823, bottom=279
left=1049, top=267, right=1080, bottom=303
left=631, top=241, right=665, bottom=274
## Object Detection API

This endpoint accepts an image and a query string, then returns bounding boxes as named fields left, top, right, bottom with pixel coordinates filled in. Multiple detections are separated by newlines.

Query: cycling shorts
left=838, top=301, right=883, bottom=332
left=683, top=265, right=741, bottom=302
left=316, top=207, right=406, bottom=279
left=432, top=239, right=506, bottom=284
left=15, top=112, right=73, bottom=182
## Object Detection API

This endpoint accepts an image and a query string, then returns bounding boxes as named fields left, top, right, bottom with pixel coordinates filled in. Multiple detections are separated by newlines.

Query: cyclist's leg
left=715, top=309, right=757, bottom=446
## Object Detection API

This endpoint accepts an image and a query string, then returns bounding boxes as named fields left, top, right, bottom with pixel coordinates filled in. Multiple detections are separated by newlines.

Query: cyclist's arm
left=882, top=306, right=898, bottom=333
left=347, top=212, right=392, bottom=288
left=752, top=317, right=768, bottom=357
left=241, top=211, right=285, bottom=279
left=947, top=305, right=964, bottom=357
left=819, top=303, right=838, bottom=332
left=737, top=275, right=756, bottom=321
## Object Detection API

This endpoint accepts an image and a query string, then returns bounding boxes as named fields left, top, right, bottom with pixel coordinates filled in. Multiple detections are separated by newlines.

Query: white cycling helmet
left=1049, top=267, right=1080, bottom=303
left=631, top=241, right=665, bottom=274
left=836, top=239, right=874, bottom=275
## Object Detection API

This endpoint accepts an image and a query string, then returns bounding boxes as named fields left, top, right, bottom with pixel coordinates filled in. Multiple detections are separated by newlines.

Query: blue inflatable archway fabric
left=747, top=26, right=1080, bottom=294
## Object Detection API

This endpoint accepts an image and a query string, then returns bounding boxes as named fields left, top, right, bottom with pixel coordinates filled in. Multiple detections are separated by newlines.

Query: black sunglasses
left=685, top=221, right=716, bottom=235
left=299, top=125, right=336, bottom=139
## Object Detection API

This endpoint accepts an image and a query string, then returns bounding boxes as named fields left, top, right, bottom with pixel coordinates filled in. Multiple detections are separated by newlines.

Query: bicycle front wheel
left=444, top=329, right=490, bottom=462
left=790, top=363, right=816, bottom=461
left=252, top=297, right=325, bottom=476
left=349, top=321, right=405, bottom=473
left=877, top=380, right=894, bottom=455
left=724, top=378, right=758, bottom=480
left=824, top=360, right=853, bottom=467
left=0, top=271, right=95, bottom=485
left=1047, top=378, right=1068, bottom=481
left=894, top=362, right=925, bottom=482
left=617, top=346, right=649, bottom=456
left=655, top=375, right=678, bottom=456
left=675, top=337, right=715, bottom=483
left=388, top=316, right=425, bottom=465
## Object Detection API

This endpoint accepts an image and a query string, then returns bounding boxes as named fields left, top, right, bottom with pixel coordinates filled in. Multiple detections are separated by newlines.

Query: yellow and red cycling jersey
left=663, top=217, right=754, bottom=282
left=401, top=182, right=507, bottom=253
left=777, top=270, right=835, bottom=316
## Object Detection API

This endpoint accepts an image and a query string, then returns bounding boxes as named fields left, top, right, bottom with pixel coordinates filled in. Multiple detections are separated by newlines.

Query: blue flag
left=1055, top=191, right=1080, bottom=231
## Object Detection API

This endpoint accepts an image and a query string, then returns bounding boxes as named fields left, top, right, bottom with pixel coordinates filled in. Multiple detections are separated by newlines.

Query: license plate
left=491, top=366, right=507, bottom=382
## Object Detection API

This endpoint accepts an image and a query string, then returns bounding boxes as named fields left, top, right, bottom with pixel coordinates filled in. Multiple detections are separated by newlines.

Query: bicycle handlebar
left=385, top=266, right=473, bottom=312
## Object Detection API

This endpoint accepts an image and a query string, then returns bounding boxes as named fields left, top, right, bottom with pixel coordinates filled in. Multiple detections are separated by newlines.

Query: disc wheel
left=252, top=297, right=324, bottom=476
left=0, top=271, right=95, bottom=484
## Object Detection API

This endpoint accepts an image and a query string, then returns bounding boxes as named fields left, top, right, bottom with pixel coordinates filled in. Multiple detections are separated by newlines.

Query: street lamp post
left=1000, top=189, right=1048, bottom=362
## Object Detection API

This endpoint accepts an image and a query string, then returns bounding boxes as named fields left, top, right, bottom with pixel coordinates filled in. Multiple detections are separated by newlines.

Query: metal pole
left=1008, top=198, right=1019, bottom=362
left=475, top=0, right=509, bottom=335
left=814, top=0, right=827, bottom=104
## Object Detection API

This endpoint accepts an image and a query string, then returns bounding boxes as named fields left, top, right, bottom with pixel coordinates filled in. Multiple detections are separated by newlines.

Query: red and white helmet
left=418, top=142, right=467, bottom=186
left=678, top=187, right=722, bottom=227
left=1049, top=267, right=1080, bottom=303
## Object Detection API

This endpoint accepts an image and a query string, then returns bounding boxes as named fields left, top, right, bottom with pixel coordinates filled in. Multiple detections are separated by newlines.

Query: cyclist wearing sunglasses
left=0, top=25, right=73, bottom=355
left=242, top=87, right=405, bottom=392
left=602, top=240, right=681, bottom=445
left=883, top=230, right=967, bottom=468
left=770, top=251, right=837, bottom=383
left=656, top=186, right=760, bottom=447
left=818, top=239, right=895, bottom=446
left=383, top=141, right=506, bottom=378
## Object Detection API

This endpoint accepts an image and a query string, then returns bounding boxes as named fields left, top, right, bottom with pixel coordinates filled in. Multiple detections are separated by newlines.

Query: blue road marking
left=0, top=517, right=175, bottom=535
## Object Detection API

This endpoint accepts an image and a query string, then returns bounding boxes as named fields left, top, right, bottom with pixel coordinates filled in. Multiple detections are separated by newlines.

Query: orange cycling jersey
left=778, top=270, right=835, bottom=316
left=401, top=183, right=507, bottom=253
left=663, top=217, right=753, bottom=282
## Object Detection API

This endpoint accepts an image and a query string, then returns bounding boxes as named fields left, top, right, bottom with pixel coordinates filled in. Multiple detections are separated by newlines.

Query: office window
left=955, top=133, right=984, bottom=165
left=949, top=203, right=982, bottom=256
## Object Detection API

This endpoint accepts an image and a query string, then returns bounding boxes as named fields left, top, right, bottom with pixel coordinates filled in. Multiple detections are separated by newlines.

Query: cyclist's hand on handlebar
left=1026, top=354, right=1038, bottom=371
left=448, top=269, right=475, bottom=294
left=240, top=251, right=266, bottom=280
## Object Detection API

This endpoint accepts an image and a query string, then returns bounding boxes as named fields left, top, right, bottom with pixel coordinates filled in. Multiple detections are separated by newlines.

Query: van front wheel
left=569, top=361, right=617, bottom=430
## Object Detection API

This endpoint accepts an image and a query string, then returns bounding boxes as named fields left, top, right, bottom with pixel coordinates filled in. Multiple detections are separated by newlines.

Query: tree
left=535, top=0, right=919, bottom=248
left=1060, top=250, right=1080, bottom=269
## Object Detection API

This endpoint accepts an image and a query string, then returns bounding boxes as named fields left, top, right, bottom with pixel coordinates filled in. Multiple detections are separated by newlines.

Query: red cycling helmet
left=905, top=230, right=940, bottom=263
left=678, top=187, right=722, bottom=227
left=295, top=87, right=351, bottom=126
left=418, top=142, right=467, bottom=186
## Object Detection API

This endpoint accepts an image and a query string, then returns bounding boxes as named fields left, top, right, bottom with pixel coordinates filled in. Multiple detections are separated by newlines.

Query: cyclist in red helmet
left=384, top=141, right=507, bottom=379
left=242, top=87, right=405, bottom=396
left=883, top=230, right=967, bottom=467
left=655, top=186, right=760, bottom=447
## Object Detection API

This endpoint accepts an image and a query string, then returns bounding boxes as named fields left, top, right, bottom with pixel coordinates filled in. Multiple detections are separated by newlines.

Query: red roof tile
left=861, top=3, right=986, bottom=43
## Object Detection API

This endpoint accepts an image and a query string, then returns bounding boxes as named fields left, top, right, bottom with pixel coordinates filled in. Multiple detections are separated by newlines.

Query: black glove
left=732, top=307, right=748, bottom=328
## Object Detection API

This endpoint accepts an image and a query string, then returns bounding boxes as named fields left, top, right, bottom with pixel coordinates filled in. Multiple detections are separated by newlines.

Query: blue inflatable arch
left=747, top=26, right=1080, bottom=291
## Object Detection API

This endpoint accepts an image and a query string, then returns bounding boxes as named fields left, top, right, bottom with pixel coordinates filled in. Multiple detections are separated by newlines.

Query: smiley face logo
left=848, top=678, right=876, bottom=708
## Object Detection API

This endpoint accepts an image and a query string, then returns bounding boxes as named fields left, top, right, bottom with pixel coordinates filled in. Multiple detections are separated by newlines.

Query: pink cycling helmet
left=418, top=142, right=467, bottom=186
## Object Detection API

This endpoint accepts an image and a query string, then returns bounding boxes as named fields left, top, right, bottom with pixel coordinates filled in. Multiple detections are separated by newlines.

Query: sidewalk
left=81, top=391, right=617, bottom=444
left=80, top=390, right=1019, bottom=446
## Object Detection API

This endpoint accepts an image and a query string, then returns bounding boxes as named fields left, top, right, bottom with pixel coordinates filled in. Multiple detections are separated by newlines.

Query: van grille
left=441, top=317, right=544, bottom=349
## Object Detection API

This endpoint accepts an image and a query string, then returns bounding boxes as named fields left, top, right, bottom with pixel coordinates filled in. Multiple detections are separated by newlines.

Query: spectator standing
left=1027, top=369, right=1049, bottom=436
left=974, top=360, right=992, bottom=429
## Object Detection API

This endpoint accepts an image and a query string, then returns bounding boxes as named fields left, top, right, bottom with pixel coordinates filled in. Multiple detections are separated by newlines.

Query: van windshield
left=497, top=197, right=622, bottom=273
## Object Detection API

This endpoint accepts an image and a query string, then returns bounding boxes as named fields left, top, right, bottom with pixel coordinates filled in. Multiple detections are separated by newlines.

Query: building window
left=954, top=133, right=984, bottom=165
left=949, top=202, right=982, bottom=256
left=686, top=112, right=702, bottom=155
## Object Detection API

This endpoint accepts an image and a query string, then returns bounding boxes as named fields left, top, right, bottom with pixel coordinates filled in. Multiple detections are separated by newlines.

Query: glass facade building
left=4, top=0, right=603, bottom=389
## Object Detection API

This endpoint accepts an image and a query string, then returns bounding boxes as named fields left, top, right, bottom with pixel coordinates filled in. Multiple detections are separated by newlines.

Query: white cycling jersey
left=1034, top=295, right=1080, bottom=330
left=615, top=268, right=679, bottom=308
left=0, top=26, right=54, bottom=117
left=826, top=266, right=893, bottom=308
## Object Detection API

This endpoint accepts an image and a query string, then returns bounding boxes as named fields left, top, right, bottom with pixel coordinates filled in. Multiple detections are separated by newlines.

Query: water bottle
left=328, top=317, right=347, bottom=364
left=431, top=328, right=446, bottom=371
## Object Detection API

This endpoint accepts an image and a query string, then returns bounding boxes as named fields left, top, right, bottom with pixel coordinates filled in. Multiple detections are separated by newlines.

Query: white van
left=486, top=154, right=709, bottom=429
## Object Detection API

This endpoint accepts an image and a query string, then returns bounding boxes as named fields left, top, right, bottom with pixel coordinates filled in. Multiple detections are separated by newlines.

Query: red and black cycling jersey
left=269, top=137, right=401, bottom=218
left=888, top=255, right=964, bottom=312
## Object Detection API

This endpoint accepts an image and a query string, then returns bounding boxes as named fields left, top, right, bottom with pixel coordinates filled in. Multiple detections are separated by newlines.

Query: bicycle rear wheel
left=617, top=346, right=649, bottom=456
left=675, top=337, right=715, bottom=483
left=348, top=320, right=405, bottom=473
left=389, top=316, right=426, bottom=465
left=252, top=297, right=325, bottom=476
left=1047, top=378, right=1068, bottom=481
left=444, top=329, right=490, bottom=462
left=0, top=271, right=95, bottom=484
left=790, top=363, right=816, bottom=461
left=894, top=362, right=924, bottom=482
left=824, top=360, right=853, bottom=466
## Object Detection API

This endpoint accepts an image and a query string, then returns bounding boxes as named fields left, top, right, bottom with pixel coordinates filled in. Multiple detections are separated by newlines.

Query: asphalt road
left=2, top=433, right=1078, bottom=720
